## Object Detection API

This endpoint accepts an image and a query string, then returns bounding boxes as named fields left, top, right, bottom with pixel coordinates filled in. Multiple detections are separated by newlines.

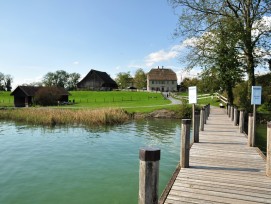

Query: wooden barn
left=77, top=69, right=118, bottom=90
left=11, top=86, right=69, bottom=107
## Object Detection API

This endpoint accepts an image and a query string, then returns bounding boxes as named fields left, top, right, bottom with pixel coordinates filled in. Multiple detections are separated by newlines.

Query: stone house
left=147, top=67, right=177, bottom=92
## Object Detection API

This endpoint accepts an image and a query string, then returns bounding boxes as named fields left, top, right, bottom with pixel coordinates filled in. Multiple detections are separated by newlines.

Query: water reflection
left=0, top=119, right=181, bottom=204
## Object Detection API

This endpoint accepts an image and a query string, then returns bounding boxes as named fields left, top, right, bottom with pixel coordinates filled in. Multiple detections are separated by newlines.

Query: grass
left=0, top=91, right=13, bottom=107
left=0, top=108, right=130, bottom=127
left=68, top=91, right=170, bottom=109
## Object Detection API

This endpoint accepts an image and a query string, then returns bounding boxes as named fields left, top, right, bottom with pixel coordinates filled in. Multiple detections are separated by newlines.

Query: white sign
left=189, top=86, right=197, bottom=104
left=251, top=86, right=262, bottom=105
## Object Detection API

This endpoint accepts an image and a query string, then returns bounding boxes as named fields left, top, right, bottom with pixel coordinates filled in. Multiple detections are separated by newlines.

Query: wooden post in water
left=267, top=122, right=271, bottom=177
left=192, top=104, right=195, bottom=143
left=239, top=110, right=244, bottom=133
left=200, top=108, right=205, bottom=131
left=194, top=111, right=200, bottom=143
left=181, top=119, right=191, bottom=168
left=234, top=107, right=238, bottom=126
left=248, top=113, right=254, bottom=147
left=138, top=147, right=160, bottom=204
left=231, top=106, right=234, bottom=122
left=252, top=104, right=256, bottom=147
left=204, top=106, right=207, bottom=124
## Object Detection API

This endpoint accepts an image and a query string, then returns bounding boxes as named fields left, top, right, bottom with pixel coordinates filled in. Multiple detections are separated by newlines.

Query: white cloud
left=73, top=61, right=79, bottom=65
left=145, top=44, right=186, bottom=67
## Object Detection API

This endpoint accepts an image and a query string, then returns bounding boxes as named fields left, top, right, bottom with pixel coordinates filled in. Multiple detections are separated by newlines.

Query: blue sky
left=0, top=0, right=194, bottom=88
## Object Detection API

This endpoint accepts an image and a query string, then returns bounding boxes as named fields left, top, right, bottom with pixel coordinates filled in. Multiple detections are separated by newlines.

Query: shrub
left=34, top=87, right=62, bottom=106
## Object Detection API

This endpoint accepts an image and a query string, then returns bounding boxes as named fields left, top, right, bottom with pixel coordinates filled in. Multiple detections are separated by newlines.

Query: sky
left=0, top=0, right=196, bottom=89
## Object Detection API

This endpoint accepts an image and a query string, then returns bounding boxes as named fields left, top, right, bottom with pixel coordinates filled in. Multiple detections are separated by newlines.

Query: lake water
left=0, top=119, right=182, bottom=204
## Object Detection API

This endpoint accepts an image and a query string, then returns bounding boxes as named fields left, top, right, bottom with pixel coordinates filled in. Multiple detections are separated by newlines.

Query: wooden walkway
left=164, top=107, right=271, bottom=204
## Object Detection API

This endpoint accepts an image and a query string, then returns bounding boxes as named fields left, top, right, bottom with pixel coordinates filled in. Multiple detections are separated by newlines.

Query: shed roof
left=147, top=68, right=177, bottom=81
left=11, top=86, right=69, bottom=96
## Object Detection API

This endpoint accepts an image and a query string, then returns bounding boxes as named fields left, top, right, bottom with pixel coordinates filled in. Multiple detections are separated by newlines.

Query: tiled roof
left=148, top=68, right=177, bottom=81
left=11, top=86, right=69, bottom=96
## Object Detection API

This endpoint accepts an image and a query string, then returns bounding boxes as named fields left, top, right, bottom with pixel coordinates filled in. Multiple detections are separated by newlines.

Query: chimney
left=158, top=66, right=159, bottom=69
left=162, top=66, right=164, bottom=69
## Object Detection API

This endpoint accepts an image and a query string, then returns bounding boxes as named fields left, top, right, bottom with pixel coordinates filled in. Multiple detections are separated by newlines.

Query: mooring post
left=231, top=106, right=234, bottom=122
left=226, top=103, right=229, bottom=115
left=194, top=111, right=200, bottom=143
left=248, top=113, right=254, bottom=147
left=239, top=110, right=244, bottom=133
left=192, top=104, right=195, bottom=143
left=253, top=104, right=257, bottom=148
left=228, top=105, right=231, bottom=118
left=207, top=104, right=210, bottom=117
left=204, top=106, right=207, bottom=124
left=234, top=107, right=238, bottom=126
left=200, top=108, right=205, bottom=131
left=138, top=147, right=160, bottom=204
left=267, top=122, right=271, bottom=177
left=181, top=119, right=191, bottom=168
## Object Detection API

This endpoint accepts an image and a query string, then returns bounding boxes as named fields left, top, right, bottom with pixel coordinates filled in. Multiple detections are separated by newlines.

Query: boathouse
left=11, top=86, right=69, bottom=107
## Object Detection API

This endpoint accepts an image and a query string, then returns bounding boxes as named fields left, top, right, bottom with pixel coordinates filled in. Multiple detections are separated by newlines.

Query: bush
left=35, top=87, right=62, bottom=106
left=178, top=99, right=192, bottom=119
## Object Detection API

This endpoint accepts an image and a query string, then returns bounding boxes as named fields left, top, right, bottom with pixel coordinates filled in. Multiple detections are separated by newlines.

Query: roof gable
left=77, top=69, right=117, bottom=86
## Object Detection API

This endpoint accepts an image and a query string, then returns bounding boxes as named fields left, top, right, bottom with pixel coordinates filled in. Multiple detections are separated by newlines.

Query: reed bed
left=0, top=108, right=131, bottom=126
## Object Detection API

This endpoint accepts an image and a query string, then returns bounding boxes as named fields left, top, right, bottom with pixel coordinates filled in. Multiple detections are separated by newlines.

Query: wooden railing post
left=267, top=122, right=271, bottom=177
left=248, top=113, right=254, bottom=147
left=239, top=110, right=244, bottom=133
left=231, top=106, right=234, bottom=122
left=194, top=111, right=200, bottom=143
left=204, top=106, right=207, bottom=124
left=139, top=147, right=160, bottom=204
left=181, top=119, right=191, bottom=168
left=234, top=107, right=238, bottom=126
left=200, top=108, right=205, bottom=131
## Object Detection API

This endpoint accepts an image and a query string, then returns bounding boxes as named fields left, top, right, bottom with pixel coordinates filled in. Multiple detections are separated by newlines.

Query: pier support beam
left=181, top=119, right=191, bottom=168
left=267, top=122, right=271, bottom=177
left=138, top=147, right=160, bottom=204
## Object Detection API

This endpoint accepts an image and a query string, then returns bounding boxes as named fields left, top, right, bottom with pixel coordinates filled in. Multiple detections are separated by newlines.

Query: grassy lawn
left=0, top=91, right=13, bottom=107
left=67, top=91, right=171, bottom=111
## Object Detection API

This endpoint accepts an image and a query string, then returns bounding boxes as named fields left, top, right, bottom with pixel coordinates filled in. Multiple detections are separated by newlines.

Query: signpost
left=251, top=86, right=262, bottom=147
left=189, top=86, right=197, bottom=142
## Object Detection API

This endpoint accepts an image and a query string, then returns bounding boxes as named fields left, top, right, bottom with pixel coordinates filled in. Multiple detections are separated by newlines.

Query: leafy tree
left=115, top=72, right=131, bottom=89
left=4, top=75, right=13, bottom=91
left=170, top=0, right=271, bottom=94
left=134, top=68, right=146, bottom=89
left=0, top=72, right=5, bottom=91
left=42, top=70, right=80, bottom=89
left=67, top=72, right=80, bottom=90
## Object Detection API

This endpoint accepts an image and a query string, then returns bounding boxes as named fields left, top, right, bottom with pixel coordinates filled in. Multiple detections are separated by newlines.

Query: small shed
left=77, top=69, right=118, bottom=90
left=11, top=86, right=69, bottom=107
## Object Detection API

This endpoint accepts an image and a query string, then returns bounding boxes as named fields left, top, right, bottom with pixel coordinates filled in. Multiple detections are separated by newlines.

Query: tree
left=4, top=75, right=13, bottom=91
left=115, top=72, right=131, bottom=89
left=42, top=70, right=80, bottom=89
left=133, top=68, right=147, bottom=89
left=170, top=0, right=271, bottom=94
left=0, top=72, right=5, bottom=91
left=67, top=73, right=81, bottom=90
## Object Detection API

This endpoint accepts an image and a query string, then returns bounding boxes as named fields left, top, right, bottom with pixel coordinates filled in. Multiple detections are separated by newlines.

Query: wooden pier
left=163, top=107, right=271, bottom=204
